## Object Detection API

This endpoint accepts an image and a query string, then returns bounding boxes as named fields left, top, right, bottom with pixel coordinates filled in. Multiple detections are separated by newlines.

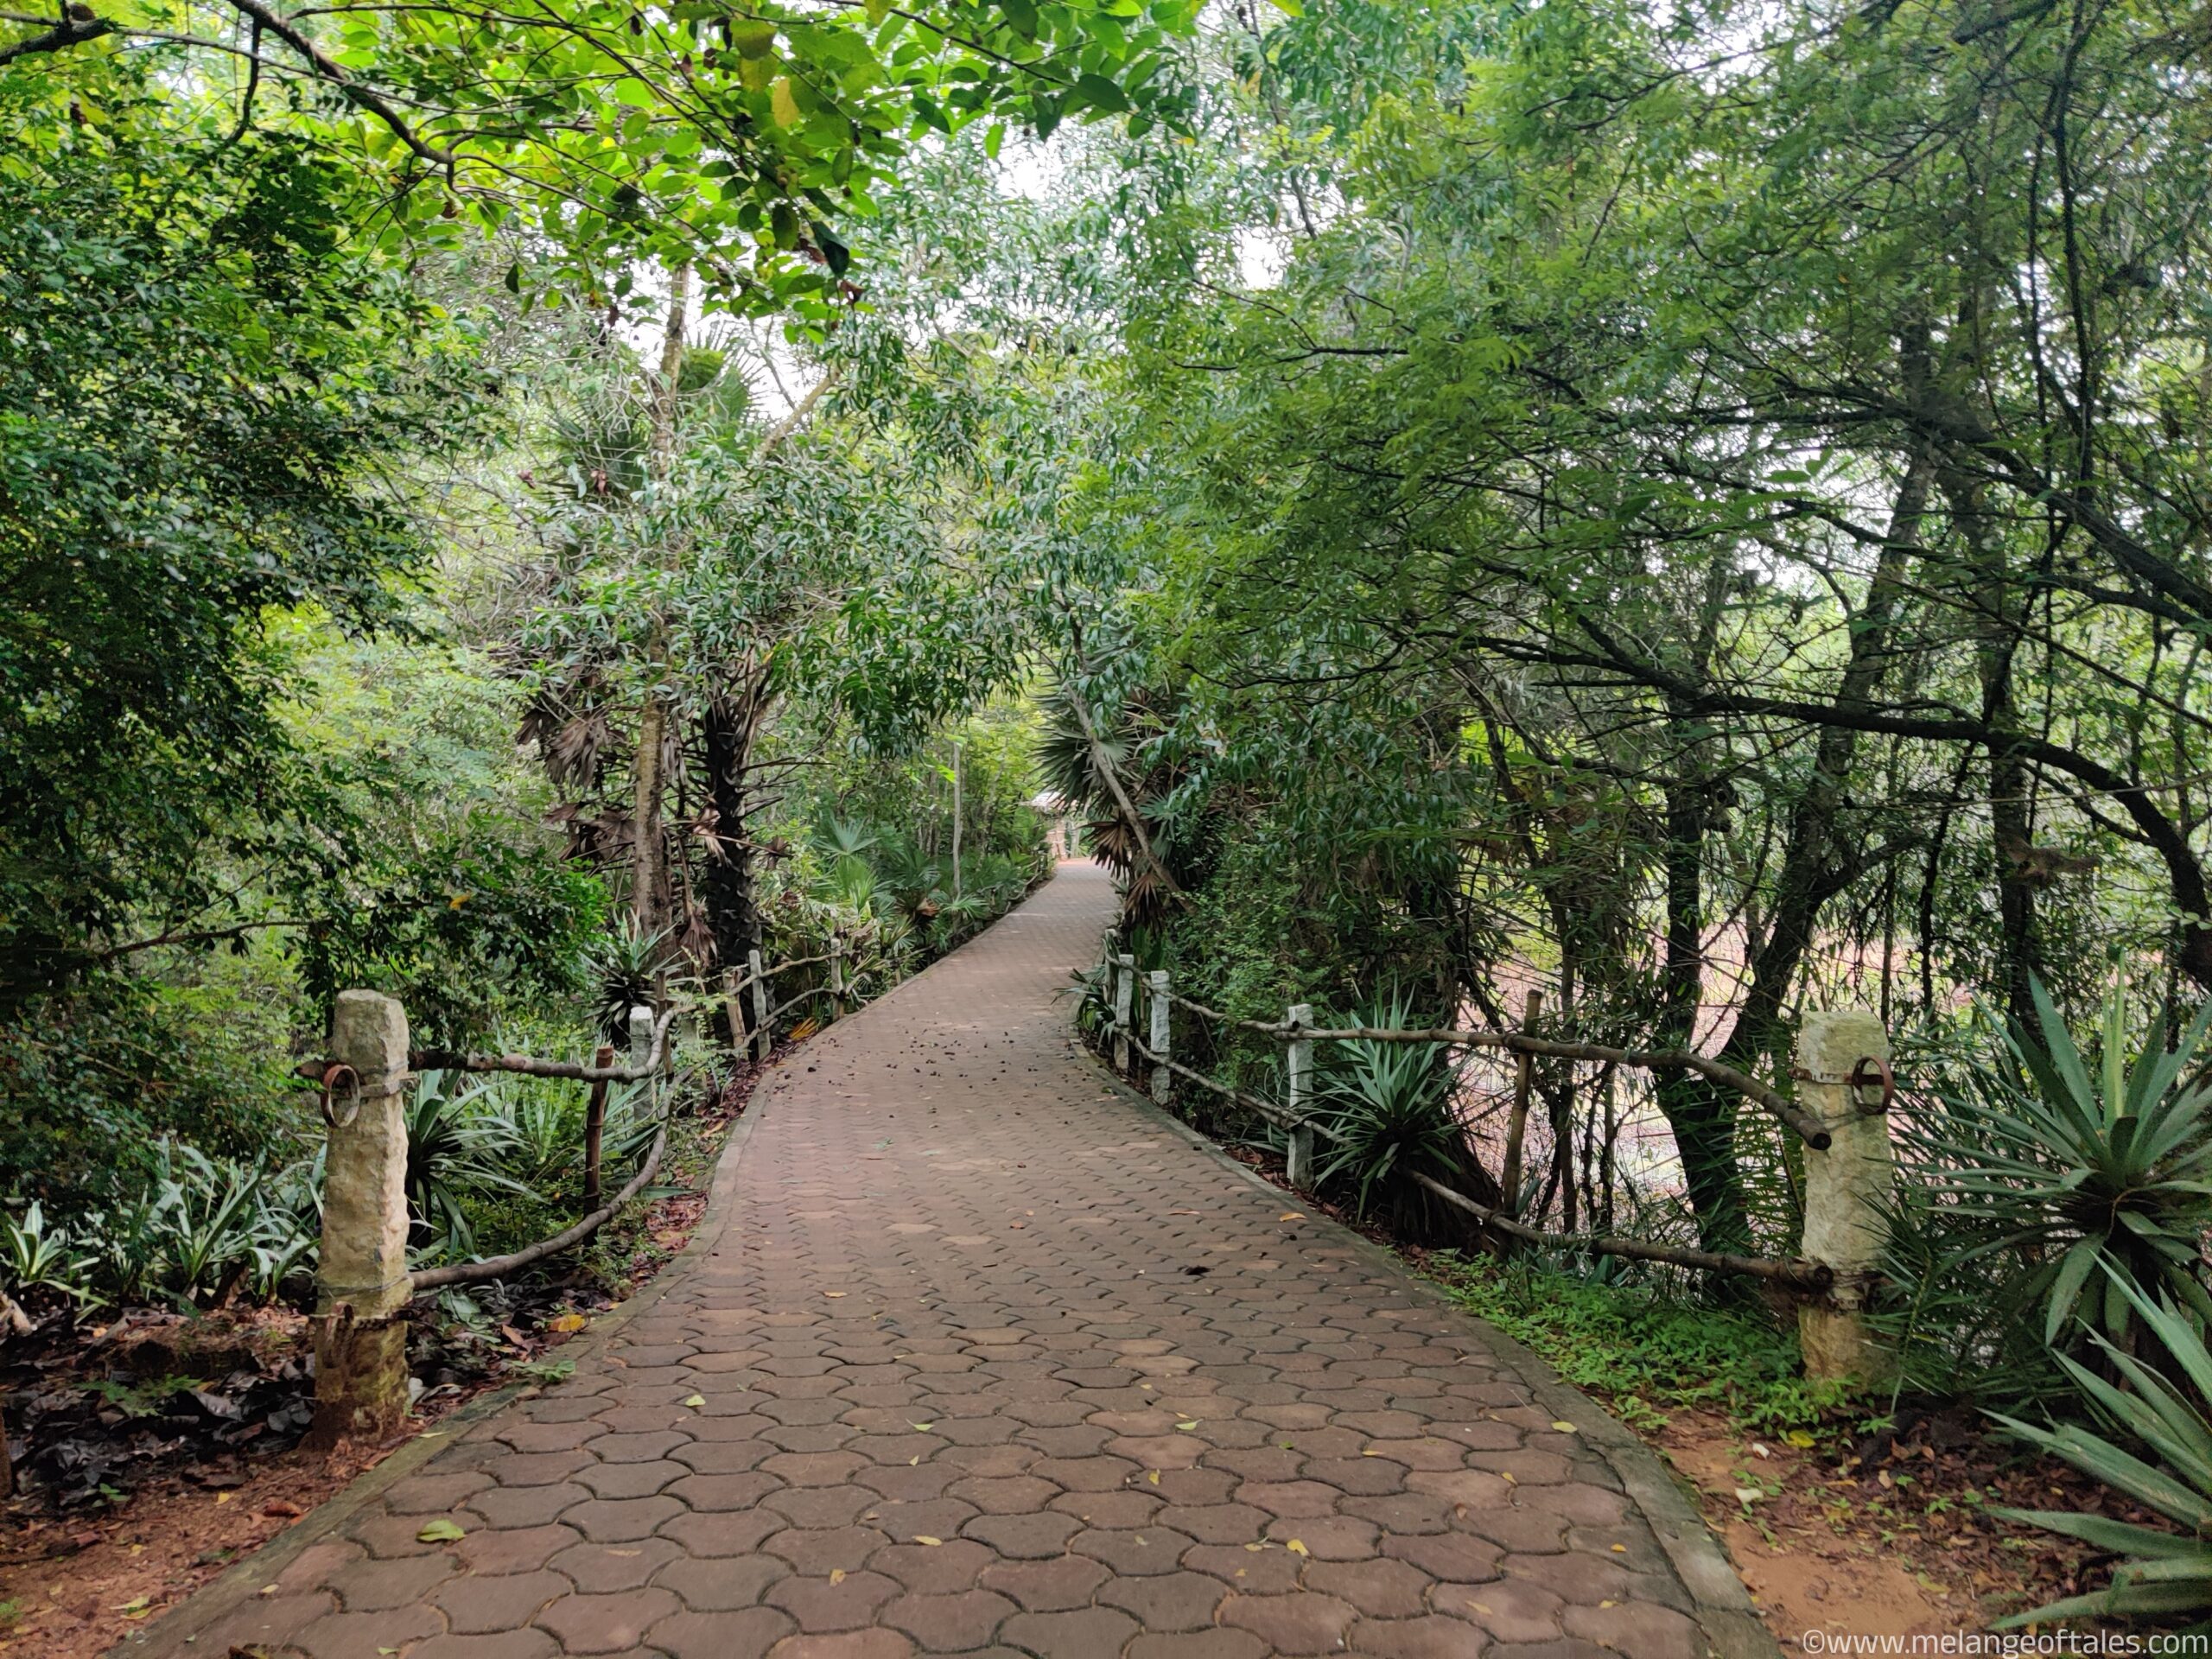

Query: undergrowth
left=1428, top=1250, right=1856, bottom=1439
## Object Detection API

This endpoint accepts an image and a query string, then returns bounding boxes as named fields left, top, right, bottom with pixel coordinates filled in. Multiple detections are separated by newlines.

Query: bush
left=0, top=969, right=303, bottom=1207
left=1994, top=1274, right=2212, bottom=1627
left=300, top=822, right=607, bottom=1048
left=2, top=1142, right=317, bottom=1314
left=1887, top=980, right=2212, bottom=1406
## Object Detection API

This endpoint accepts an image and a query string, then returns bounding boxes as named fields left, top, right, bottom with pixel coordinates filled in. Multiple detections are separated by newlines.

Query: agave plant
left=1993, top=1274, right=2212, bottom=1626
left=1313, top=989, right=1471, bottom=1242
left=585, top=918, right=663, bottom=1044
left=405, top=1070, right=542, bottom=1257
left=1921, top=979, right=2212, bottom=1357
left=0, top=1201, right=98, bottom=1307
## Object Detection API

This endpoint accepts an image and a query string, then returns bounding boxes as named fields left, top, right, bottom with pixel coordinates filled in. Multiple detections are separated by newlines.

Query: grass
left=1427, top=1250, right=1855, bottom=1439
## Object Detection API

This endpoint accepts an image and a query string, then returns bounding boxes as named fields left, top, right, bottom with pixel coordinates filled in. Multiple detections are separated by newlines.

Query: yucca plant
left=586, top=919, right=663, bottom=1044
left=1313, top=989, right=1471, bottom=1243
left=1918, top=978, right=2212, bottom=1360
left=405, top=1070, right=542, bottom=1257
left=1994, top=1274, right=2212, bottom=1626
left=1, top=1200, right=98, bottom=1308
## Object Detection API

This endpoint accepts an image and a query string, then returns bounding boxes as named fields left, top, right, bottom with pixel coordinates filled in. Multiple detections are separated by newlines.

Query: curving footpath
left=130, top=861, right=1770, bottom=1659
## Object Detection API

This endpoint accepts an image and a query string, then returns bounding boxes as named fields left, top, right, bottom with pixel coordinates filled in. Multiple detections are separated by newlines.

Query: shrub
left=1898, top=981, right=2212, bottom=1381
left=1312, top=988, right=1471, bottom=1243
left=1994, top=1274, right=2212, bottom=1627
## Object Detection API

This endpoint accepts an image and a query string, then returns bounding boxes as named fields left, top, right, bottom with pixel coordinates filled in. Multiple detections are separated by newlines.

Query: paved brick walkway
left=141, top=863, right=1751, bottom=1659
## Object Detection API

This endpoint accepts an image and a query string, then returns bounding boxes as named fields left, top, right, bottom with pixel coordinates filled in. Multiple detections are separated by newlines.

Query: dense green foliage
left=0, top=68, right=483, bottom=1008
left=0, top=10, right=1070, bottom=1271
left=3, top=0, right=1195, bottom=315
left=10, top=0, right=2212, bottom=1613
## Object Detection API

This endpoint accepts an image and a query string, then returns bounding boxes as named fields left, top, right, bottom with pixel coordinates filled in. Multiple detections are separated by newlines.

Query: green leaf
left=1071, top=73, right=1131, bottom=114
left=728, top=20, right=779, bottom=58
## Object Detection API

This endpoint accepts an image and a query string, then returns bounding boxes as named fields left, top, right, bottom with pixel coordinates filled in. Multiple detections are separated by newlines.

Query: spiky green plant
left=1921, top=979, right=2212, bottom=1359
left=404, top=1070, right=542, bottom=1257
left=1312, top=988, right=1468, bottom=1241
left=1994, top=1274, right=2212, bottom=1625
left=585, top=918, right=662, bottom=1044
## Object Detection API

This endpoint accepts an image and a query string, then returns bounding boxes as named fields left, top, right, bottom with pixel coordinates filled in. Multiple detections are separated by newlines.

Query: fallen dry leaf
left=1285, top=1539, right=1309, bottom=1557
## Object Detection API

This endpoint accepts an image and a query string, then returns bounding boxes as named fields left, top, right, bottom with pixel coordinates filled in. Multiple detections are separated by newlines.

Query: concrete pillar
left=1148, top=970, right=1171, bottom=1105
left=629, top=1004, right=656, bottom=1110
left=309, top=990, right=413, bottom=1447
left=748, top=948, right=772, bottom=1063
left=1113, top=953, right=1134, bottom=1075
left=1797, top=1009, right=1896, bottom=1383
left=1285, top=1003, right=1314, bottom=1189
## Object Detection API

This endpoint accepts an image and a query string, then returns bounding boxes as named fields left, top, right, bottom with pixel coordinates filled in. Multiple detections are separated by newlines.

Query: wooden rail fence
left=297, top=934, right=861, bottom=1445
left=1092, top=947, right=1898, bottom=1382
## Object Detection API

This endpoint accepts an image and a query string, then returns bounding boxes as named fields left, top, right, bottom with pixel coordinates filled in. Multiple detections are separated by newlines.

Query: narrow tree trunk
left=700, top=680, right=769, bottom=1046
left=630, top=262, right=690, bottom=944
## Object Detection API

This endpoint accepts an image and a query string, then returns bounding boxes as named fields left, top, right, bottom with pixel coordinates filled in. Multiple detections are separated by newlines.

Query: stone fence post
left=1285, top=1002, right=1314, bottom=1189
left=309, top=990, right=414, bottom=1447
left=1113, top=952, right=1135, bottom=1075
left=1797, top=1009, right=1895, bottom=1383
left=1148, top=970, right=1171, bottom=1104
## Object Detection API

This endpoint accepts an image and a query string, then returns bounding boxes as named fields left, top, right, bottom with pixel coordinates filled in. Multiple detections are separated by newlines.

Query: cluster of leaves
left=0, top=969, right=302, bottom=1207
left=1, top=1143, right=319, bottom=1314
left=4, top=0, right=1198, bottom=320
left=1885, top=982, right=2212, bottom=1402
left=0, top=63, right=488, bottom=1010
left=298, top=823, right=609, bottom=1049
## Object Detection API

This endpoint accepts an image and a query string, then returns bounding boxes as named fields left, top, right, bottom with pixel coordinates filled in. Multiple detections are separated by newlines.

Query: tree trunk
left=1650, top=563, right=1751, bottom=1255
left=630, top=261, right=690, bottom=947
left=700, top=682, right=769, bottom=1045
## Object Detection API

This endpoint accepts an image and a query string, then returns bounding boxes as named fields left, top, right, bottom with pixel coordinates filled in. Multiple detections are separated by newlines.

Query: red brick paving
left=137, top=863, right=1726, bottom=1659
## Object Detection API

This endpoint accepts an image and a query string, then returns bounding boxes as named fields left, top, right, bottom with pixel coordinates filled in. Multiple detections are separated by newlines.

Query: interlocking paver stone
left=133, top=864, right=1741, bottom=1659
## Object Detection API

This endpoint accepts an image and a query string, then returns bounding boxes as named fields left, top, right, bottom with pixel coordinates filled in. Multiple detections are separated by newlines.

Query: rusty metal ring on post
left=320, top=1062, right=361, bottom=1129
left=1848, top=1055, right=1895, bottom=1115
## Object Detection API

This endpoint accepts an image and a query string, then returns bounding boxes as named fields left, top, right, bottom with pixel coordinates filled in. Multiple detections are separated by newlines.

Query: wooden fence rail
left=1095, top=950, right=1881, bottom=1310
left=300, top=929, right=866, bottom=1444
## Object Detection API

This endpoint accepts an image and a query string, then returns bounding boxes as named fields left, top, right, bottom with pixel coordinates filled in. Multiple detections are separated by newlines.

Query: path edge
left=114, top=874, right=1060, bottom=1656
left=112, top=1096, right=771, bottom=1656
left=1069, top=1027, right=1781, bottom=1659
